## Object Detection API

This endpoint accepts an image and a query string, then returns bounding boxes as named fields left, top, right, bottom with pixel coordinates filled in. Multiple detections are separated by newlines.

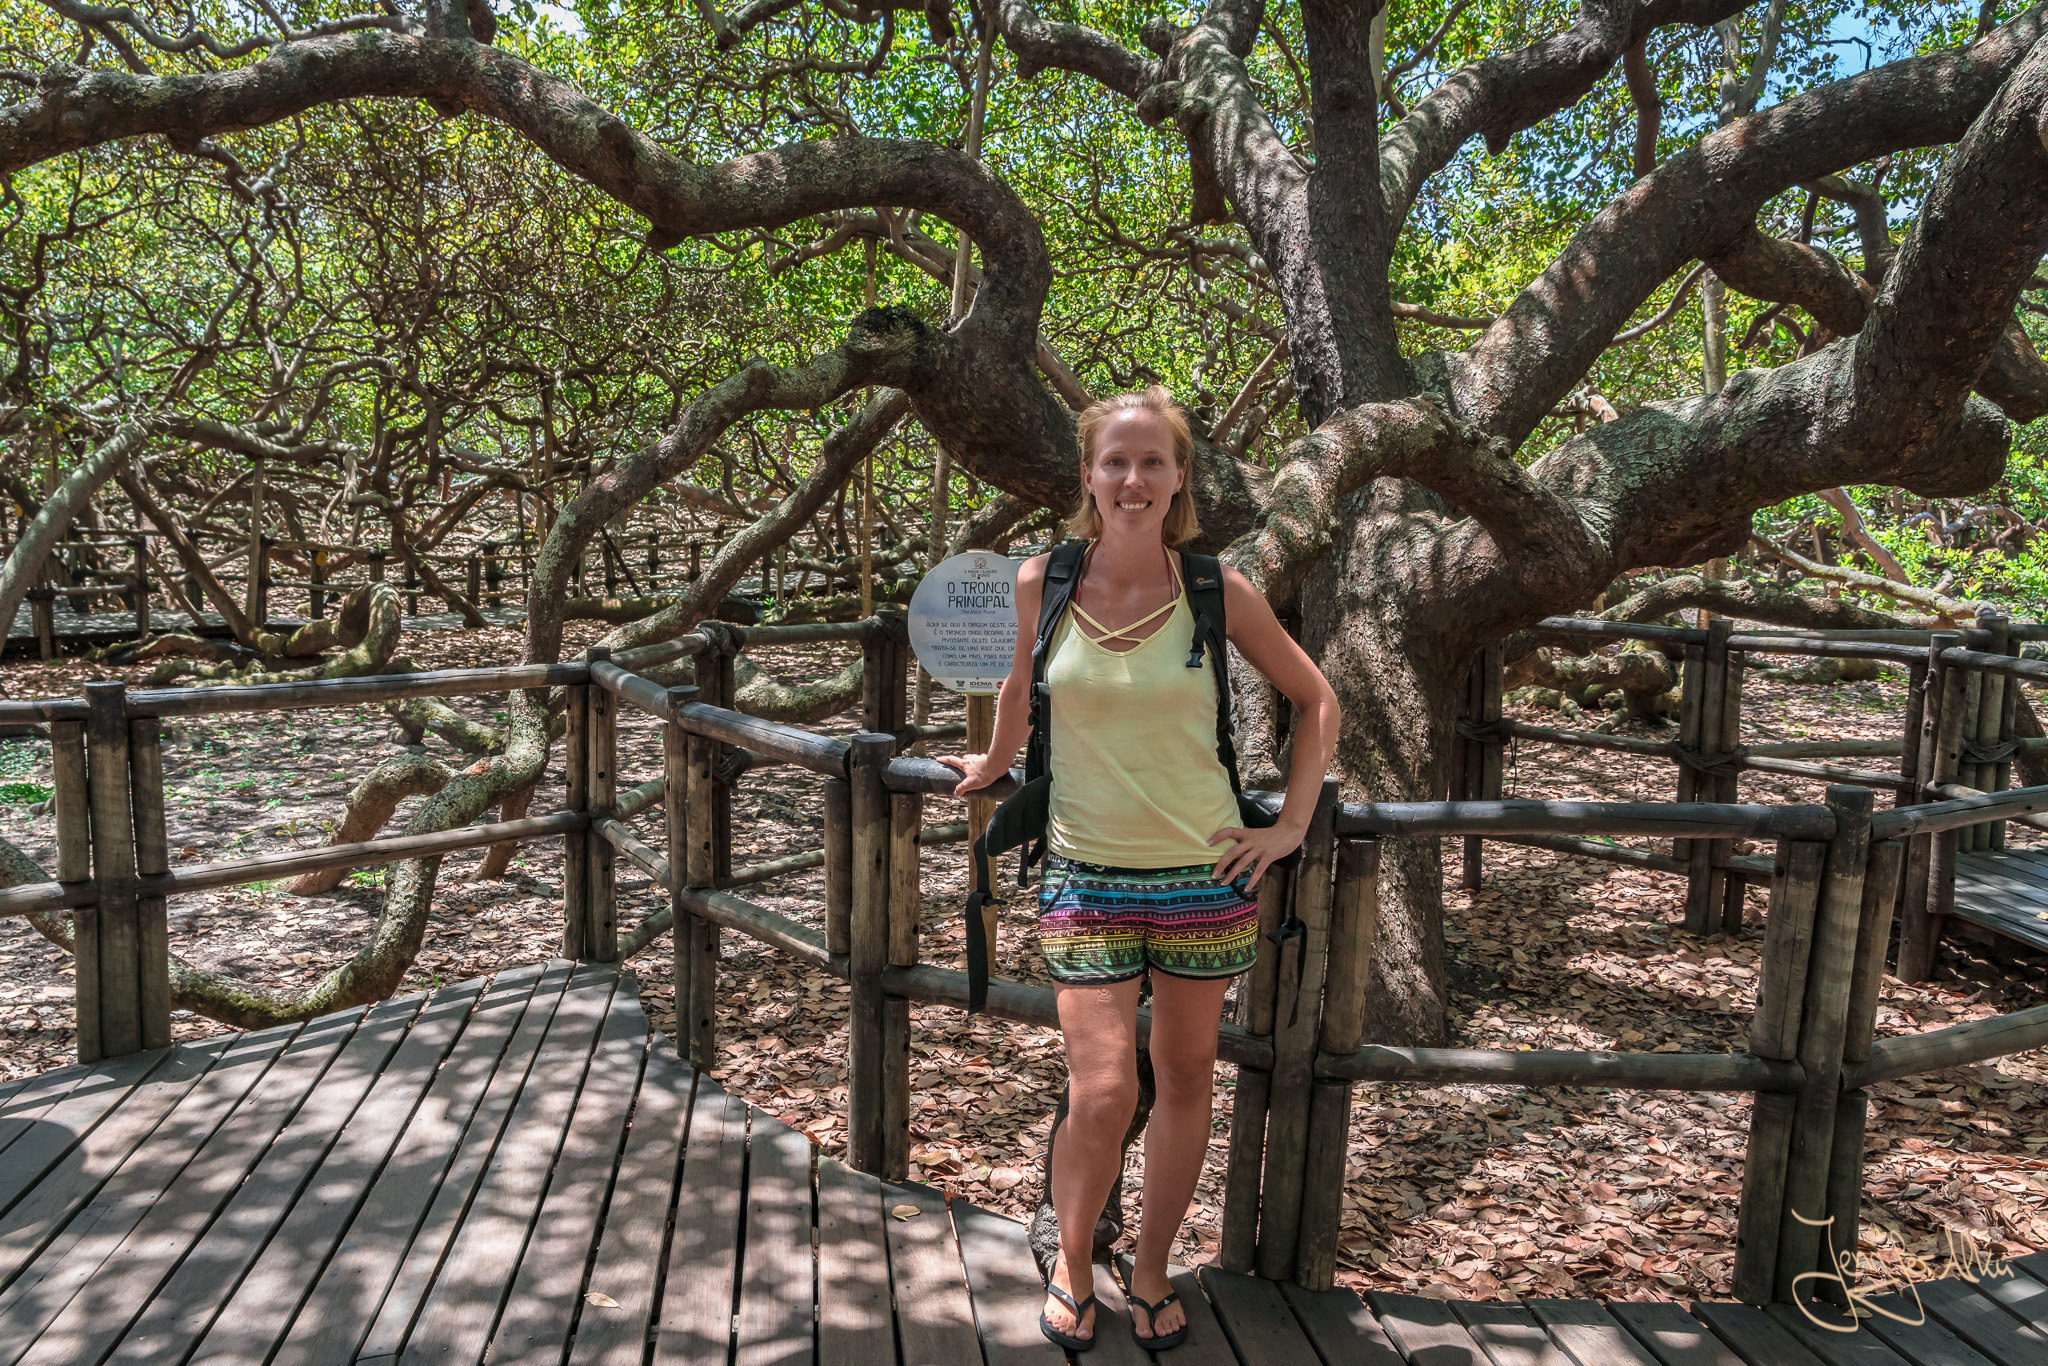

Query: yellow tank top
left=1043, top=577, right=1240, bottom=868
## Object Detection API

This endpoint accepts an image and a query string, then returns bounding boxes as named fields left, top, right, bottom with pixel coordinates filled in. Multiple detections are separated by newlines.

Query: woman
left=942, top=386, right=1340, bottom=1352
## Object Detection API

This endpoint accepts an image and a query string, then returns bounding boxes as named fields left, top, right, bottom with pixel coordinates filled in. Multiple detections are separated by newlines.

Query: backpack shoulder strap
left=1181, top=552, right=1239, bottom=788
left=1035, top=541, right=1087, bottom=658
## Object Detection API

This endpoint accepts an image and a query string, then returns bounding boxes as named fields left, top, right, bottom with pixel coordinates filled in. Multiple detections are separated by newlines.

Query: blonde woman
left=943, top=387, right=1340, bottom=1352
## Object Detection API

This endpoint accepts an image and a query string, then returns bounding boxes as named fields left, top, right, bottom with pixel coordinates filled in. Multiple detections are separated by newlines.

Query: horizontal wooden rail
left=1741, top=755, right=1913, bottom=790
left=1336, top=799, right=1836, bottom=841
left=882, top=962, right=1275, bottom=1070
left=1870, top=784, right=2048, bottom=840
left=1532, top=618, right=1702, bottom=645
left=1927, top=783, right=2048, bottom=832
left=0, top=698, right=90, bottom=724
left=0, top=811, right=586, bottom=915
left=883, top=755, right=1024, bottom=799
left=1938, top=646, right=2048, bottom=686
left=1316, top=1043, right=1802, bottom=1091
left=1723, top=634, right=1924, bottom=664
left=589, top=660, right=673, bottom=719
left=1844, top=1002, right=2048, bottom=1089
left=1494, top=834, right=1688, bottom=874
left=125, top=662, right=590, bottom=717
left=0, top=879, right=96, bottom=918
left=733, top=621, right=876, bottom=647
left=158, top=811, right=586, bottom=895
left=674, top=701, right=850, bottom=776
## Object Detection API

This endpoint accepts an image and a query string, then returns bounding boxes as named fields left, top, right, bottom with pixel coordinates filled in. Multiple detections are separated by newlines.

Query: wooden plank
left=1526, top=1299, right=1666, bottom=1366
left=1764, top=1299, right=1924, bottom=1366
left=1196, top=1266, right=1322, bottom=1366
left=0, top=1039, right=226, bottom=1287
left=1276, top=1280, right=1402, bottom=1366
left=1852, top=1292, right=2004, bottom=1366
left=0, top=1047, right=169, bottom=1220
left=95, top=993, right=423, bottom=1365
left=733, top=1112, right=817, bottom=1366
left=1690, top=1301, right=1832, bottom=1366
left=816, top=1156, right=893, bottom=1366
left=0, top=1024, right=292, bottom=1345
left=1968, top=1254, right=2048, bottom=1336
left=1605, top=1301, right=1750, bottom=1366
left=652, top=1080, right=747, bottom=1366
left=1083, top=1261, right=1155, bottom=1365
left=563, top=1042, right=695, bottom=1366
left=1449, top=1299, right=1574, bottom=1366
left=951, top=1200, right=1065, bottom=1366
left=883, top=1178, right=981, bottom=1366
left=182, top=978, right=490, bottom=1366
left=395, top=965, right=620, bottom=1366
left=490, top=980, right=652, bottom=1366
left=946, top=1204, right=1056, bottom=1366
left=350, top=962, right=576, bottom=1361
left=267, top=964, right=547, bottom=1366
left=7, top=1006, right=368, bottom=1366
left=1917, top=1279, right=2048, bottom=1365
left=1369, top=1290, right=1504, bottom=1364
left=0, top=1068, right=90, bottom=1165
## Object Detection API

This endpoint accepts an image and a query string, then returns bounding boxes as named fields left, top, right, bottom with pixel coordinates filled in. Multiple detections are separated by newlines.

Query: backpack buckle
left=1188, top=612, right=1211, bottom=668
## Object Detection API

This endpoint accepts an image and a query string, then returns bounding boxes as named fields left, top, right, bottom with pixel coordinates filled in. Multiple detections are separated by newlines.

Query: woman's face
left=1085, top=408, right=1183, bottom=538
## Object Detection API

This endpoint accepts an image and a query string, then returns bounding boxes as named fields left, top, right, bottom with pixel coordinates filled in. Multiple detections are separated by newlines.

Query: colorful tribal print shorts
left=1036, top=856, right=1260, bottom=984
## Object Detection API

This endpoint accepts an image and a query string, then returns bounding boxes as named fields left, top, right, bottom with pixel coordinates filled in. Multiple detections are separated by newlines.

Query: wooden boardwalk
left=1955, top=850, right=2048, bottom=955
left=1, top=960, right=2044, bottom=1366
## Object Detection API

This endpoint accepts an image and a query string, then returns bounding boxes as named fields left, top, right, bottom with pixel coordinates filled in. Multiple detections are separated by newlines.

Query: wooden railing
left=8, top=619, right=2048, bottom=1307
left=1459, top=615, right=2048, bottom=977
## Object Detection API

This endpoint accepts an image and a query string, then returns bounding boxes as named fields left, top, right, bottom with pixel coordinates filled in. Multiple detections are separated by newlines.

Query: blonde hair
left=1064, top=385, right=1201, bottom=545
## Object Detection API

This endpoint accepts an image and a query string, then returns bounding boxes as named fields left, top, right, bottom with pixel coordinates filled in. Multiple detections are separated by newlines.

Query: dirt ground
left=1, top=630, right=2043, bottom=1306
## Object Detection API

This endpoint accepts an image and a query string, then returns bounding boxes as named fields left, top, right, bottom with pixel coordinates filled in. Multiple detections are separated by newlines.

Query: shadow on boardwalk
left=0, top=960, right=2043, bottom=1365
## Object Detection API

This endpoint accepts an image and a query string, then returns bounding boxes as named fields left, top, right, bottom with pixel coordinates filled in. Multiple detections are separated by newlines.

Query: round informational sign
left=906, top=552, right=1023, bottom=695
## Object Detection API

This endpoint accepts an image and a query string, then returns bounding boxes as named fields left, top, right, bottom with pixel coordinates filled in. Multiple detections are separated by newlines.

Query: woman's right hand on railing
left=937, top=754, right=1002, bottom=797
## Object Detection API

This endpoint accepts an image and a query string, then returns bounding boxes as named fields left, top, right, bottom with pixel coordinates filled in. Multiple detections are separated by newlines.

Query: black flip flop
left=1127, top=1289, right=1188, bottom=1351
left=1040, top=1282, right=1100, bottom=1352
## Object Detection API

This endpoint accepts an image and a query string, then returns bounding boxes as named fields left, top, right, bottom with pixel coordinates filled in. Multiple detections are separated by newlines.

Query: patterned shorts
left=1036, top=856, right=1260, bottom=985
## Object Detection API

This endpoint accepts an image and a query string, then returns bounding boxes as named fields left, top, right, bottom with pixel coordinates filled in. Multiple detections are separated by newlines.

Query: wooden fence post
left=1295, top=836, right=1379, bottom=1290
left=824, top=777, right=853, bottom=958
left=1718, top=647, right=1747, bottom=933
left=562, top=674, right=590, bottom=961
left=81, top=682, right=143, bottom=1062
left=1897, top=659, right=1926, bottom=814
left=861, top=613, right=910, bottom=743
left=28, top=587, right=54, bottom=660
left=1684, top=620, right=1733, bottom=934
left=1732, top=834, right=1825, bottom=1303
left=846, top=733, right=895, bottom=1175
left=885, top=787, right=924, bottom=1180
left=1255, top=779, right=1340, bottom=1282
left=666, top=684, right=717, bottom=1067
left=130, top=537, right=150, bottom=637
left=1821, top=836, right=1905, bottom=1307
left=1220, top=861, right=1292, bottom=1272
left=584, top=646, right=618, bottom=962
left=245, top=457, right=265, bottom=625
left=1458, top=646, right=1501, bottom=891
left=1673, top=638, right=1707, bottom=861
left=482, top=542, right=503, bottom=608
left=1901, top=634, right=1964, bottom=981
left=309, top=548, right=328, bottom=620
left=128, top=713, right=172, bottom=1051
left=368, top=549, right=386, bottom=584
left=1773, top=786, right=1872, bottom=1303
left=1993, top=625, right=2020, bottom=850
left=51, top=717, right=90, bottom=1049
left=1967, top=614, right=2009, bottom=852
left=253, top=535, right=271, bottom=627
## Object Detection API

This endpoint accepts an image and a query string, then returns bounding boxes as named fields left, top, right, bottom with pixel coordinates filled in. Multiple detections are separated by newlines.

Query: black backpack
left=961, top=541, right=1283, bottom=1011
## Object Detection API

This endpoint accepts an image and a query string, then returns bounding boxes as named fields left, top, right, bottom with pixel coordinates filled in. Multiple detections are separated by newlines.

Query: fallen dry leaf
left=890, top=1205, right=921, bottom=1221
left=583, top=1291, right=619, bottom=1308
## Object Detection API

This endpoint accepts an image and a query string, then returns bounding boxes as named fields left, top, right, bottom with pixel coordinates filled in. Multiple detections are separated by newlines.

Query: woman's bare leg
left=1129, top=972, right=1231, bottom=1339
left=1045, top=977, right=1144, bottom=1340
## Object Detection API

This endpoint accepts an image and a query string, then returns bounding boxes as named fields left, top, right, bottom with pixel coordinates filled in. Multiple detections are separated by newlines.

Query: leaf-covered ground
left=1, top=635, right=2042, bottom=1306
